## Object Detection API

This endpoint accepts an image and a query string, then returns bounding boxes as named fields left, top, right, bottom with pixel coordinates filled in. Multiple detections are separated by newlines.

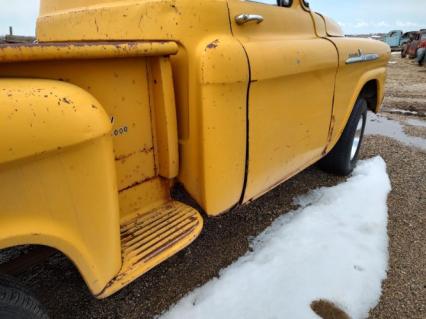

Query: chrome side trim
left=346, top=53, right=380, bottom=64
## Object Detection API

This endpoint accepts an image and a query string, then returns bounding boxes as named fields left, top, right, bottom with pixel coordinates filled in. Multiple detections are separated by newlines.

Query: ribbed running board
left=97, top=201, right=203, bottom=298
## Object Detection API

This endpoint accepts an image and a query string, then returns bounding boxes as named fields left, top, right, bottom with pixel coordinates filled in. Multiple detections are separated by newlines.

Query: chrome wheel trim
left=351, top=117, right=364, bottom=161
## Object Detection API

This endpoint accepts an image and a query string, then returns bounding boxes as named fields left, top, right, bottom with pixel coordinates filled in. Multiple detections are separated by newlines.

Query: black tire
left=319, top=98, right=367, bottom=176
left=0, top=275, right=49, bottom=319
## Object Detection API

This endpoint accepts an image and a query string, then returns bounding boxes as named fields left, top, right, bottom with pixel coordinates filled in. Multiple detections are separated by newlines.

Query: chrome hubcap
left=351, top=117, right=364, bottom=160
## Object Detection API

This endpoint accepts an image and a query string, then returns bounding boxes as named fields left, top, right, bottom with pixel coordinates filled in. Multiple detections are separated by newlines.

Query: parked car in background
left=402, top=31, right=426, bottom=58
left=400, top=31, right=417, bottom=47
left=385, top=30, right=404, bottom=50
left=385, top=30, right=418, bottom=51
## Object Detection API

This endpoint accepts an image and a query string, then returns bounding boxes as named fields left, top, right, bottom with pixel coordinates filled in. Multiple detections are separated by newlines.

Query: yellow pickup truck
left=0, top=0, right=390, bottom=317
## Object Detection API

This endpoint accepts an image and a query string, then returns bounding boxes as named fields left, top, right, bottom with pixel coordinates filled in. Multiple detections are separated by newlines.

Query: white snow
left=160, top=157, right=391, bottom=319
left=366, top=113, right=426, bottom=151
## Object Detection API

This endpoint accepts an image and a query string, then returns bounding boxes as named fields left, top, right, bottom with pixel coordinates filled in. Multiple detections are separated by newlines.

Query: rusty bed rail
left=0, top=41, right=179, bottom=63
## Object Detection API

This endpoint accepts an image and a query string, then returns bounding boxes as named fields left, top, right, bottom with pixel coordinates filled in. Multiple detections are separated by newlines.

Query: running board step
left=97, top=201, right=203, bottom=298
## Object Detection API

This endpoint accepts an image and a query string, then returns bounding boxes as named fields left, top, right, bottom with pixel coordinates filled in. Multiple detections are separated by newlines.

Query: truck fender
left=0, top=79, right=122, bottom=295
left=327, top=67, right=386, bottom=153
left=0, top=78, right=112, bottom=164
left=347, top=67, right=386, bottom=115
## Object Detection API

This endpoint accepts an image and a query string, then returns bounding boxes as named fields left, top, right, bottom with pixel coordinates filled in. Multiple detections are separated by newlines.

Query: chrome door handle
left=235, top=14, right=264, bottom=25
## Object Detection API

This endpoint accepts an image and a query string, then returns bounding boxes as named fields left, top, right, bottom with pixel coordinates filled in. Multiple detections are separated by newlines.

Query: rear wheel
left=319, top=98, right=368, bottom=176
left=0, top=275, right=49, bottom=319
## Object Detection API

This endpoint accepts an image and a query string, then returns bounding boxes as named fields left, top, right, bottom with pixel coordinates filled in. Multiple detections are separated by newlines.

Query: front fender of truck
left=0, top=79, right=122, bottom=295
left=326, top=38, right=390, bottom=152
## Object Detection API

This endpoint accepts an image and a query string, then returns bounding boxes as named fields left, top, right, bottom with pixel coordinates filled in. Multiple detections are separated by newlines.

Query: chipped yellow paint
left=0, top=136, right=122, bottom=295
left=35, top=0, right=249, bottom=216
left=0, top=42, right=183, bottom=295
left=0, top=41, right=179, bottom=62
left=0, top=0, right=389, bottom=298
left=148, top=57, right=179, bottom=179
left=228, top=0, right=339, bottom=202
left=0, top=79, right=111, bottom=164
left=327, top=38, right=390, bottom=151
left=97, top=200, right=203, bottom=299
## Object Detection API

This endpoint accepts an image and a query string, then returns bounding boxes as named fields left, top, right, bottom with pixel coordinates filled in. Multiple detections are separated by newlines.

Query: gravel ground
left=366, top=55, right=426, bottom=319
left=403, top=124, right=426, bottom=139
left=365, top=136, right=426, bottom=319
left=383, top=54, right=426, bottom=115
left=3, top=56, right=426, bottom=319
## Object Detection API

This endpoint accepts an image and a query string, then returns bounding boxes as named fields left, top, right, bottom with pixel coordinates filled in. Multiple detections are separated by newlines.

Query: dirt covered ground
left=4, top=55, right=426, bottom=319
left=383, top=53, right=426, bottom=116
left=367, top=54, right=426, bottom=319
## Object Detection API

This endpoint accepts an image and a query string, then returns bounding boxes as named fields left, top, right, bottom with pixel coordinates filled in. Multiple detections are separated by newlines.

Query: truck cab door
left=227, top=0, right=338, bottom=202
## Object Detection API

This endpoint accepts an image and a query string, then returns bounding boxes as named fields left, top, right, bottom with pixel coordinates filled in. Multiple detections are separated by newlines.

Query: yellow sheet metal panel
left=327, top=37, right=390, bottom=150
left=0, top=136, right=122, bottom=295
left=316, top=13, right=345, bottom=37
left=179, top=36, right=248, bottom=215
left=35, top=0, right=247, bottom=215
left=148, top=57, right=179, bottom=179
left=311, top=12, right=327, bottom=38
left=118, top=177, right=171, bottom=219
left=115, top=150, right=156, bottom=191
left=0, top=79, right=111, bottom=164
left=228, top=0, right=338, bottom=202
left=0, top=52, right=186, bottom=293
left=0, top=41, right=178, bottom=63
left=36, top=0, right=230, bottom=42
left=0, top=58, right=159, bottom=217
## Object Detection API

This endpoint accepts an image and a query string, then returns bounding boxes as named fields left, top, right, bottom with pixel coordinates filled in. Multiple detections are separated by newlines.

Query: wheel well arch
left=326, top=70, right=385, bottom=154
left=0, top=222, right=118, bottom=296
left=0, top=244, right=77, bottom=278
left=359, top=79, right=379, bottom=113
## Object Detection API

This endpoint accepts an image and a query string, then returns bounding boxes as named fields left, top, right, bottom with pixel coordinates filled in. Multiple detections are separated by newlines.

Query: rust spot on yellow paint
left=62, top=97, right=72, bottom=104
left=115, top=147, right=154, bottom=162
left=118, top=176, right=157, bottom=193
left=327, top=115, right=336, bottom=146
left=206, top=39, right=220, bottom=50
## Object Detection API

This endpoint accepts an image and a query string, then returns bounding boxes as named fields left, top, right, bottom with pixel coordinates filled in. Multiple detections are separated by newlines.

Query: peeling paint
left=0, top=41, right=179, bottom=63
left=114, top=147, right=154, bottom=162
left=206, top=39, right=220, bottom=50
left=118, top=176, right=157, bottom=193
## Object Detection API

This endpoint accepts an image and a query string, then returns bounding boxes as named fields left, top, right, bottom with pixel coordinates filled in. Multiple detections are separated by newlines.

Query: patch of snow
left=386, top=108, right=418, bottom=115
left=405, top=118, right=426, bottom=128
left=366, top=113, right=426, bottom=151
left=160, top=157, right=391, bottom=319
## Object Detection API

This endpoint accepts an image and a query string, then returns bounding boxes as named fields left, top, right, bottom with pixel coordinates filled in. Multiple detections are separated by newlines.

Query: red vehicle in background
left=402, top=30, right=426, bottom=58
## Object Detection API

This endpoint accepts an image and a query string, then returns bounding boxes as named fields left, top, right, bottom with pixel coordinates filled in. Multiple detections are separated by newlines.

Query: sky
left=0, top=0, right=424, bottom=36
left=309, top=0, right=424, bottom=34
